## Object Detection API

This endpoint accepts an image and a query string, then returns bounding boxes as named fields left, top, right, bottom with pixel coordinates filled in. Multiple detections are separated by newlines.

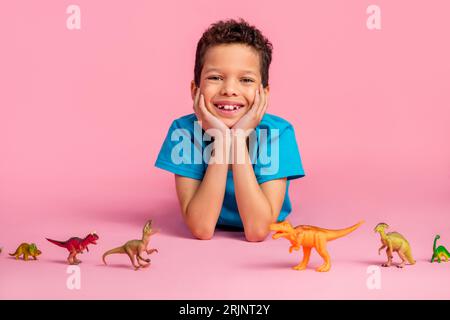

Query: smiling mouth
left=213, top=103, right=245, bottom=113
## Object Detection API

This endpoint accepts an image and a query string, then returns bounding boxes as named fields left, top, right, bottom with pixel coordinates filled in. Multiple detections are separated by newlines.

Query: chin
left=208, top=109, right=242, bottom=128
left=220, top=117, right=240, bottom=128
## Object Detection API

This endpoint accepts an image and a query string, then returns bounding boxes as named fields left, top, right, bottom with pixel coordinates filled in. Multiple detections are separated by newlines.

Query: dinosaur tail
left=46, top=238, right=67, bottom=248
left=405, top=247, right=416, bottom=265
left=325, top=221, right=364, bottom=242
left=9, top=249, right=19, bottom=256
left=102, top=246, right=126, bottom=265
left=442, top=246, right=450, bottom=258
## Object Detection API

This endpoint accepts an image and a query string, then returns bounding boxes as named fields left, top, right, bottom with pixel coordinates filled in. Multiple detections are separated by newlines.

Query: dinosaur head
left=144, top=219, right=152, bottom=232
left=374, top=223, right=389, bottom=233
left=143, top=219, right=158, bottom=236
left=29, top=243, right=42, bottom=256
left=144, top=219, right=153, bottom=232
left=270, top=221, right=295, bottom=240
left=86, top=232, right=99, bottom=244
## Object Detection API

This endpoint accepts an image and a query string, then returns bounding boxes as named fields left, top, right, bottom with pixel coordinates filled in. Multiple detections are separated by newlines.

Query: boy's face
left=191, top=43, right=269, bottom=128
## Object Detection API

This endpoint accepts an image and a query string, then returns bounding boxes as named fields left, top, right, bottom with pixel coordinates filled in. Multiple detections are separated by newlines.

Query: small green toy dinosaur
left=374, top=223, right=415, bottom=268
left=431, top=235, right=450, bottom=263
left=9, top=243, right=42, bottom=261
left=102, top=220, right=158, bottom=270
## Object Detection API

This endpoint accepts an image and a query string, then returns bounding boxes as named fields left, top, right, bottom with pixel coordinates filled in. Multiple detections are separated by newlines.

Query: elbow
left=184, top=206, right=215, bottom=240
left=244, top=226, right=270, bottom=242
left=190, top=225, right=215, bottom=240
left=243, top=213, right=274, bottom=242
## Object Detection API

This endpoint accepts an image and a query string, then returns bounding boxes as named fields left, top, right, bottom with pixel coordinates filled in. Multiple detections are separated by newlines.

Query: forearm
left=185, top=136, right=230, bottom=236
left=232, top=134, right=274, bottom=240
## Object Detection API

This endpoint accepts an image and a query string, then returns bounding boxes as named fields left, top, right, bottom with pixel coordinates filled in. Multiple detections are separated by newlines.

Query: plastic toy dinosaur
left=374, top=223, right=415, bottom=268
left=431, top=235, right=450, bottom=263
left=103, top=220, right=158, bottom=270
left=9, top=243, right=42, bottom=261
left=46, top=232, right=99, bottom=265
left=270, top=220, right=364, bottom=272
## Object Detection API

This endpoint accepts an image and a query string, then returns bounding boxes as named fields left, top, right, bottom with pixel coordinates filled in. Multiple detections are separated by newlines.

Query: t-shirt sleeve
left=154, top=119, right=205, bottom=180
left=254, top=124, right=305, bottom=184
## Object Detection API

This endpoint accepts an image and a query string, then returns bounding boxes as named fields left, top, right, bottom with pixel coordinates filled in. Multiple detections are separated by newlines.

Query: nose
left=219, top=79, right=239, bottom=96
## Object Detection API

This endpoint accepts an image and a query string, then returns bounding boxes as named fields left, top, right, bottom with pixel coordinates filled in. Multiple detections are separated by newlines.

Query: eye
left=207, top=76, right=222, bottom=81
left=241, top=78, right=255, bottom=83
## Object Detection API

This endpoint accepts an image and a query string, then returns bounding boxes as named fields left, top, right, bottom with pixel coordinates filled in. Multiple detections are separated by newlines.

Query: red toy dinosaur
left=46, top=232, right=99, bottom=265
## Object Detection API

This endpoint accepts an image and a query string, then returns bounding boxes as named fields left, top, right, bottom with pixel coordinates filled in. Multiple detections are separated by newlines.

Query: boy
left=155, top=19, right=305, bottom=241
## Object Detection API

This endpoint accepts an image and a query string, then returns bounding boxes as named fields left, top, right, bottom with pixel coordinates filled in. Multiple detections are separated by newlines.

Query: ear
left=190, top=80, right=198, bottom=101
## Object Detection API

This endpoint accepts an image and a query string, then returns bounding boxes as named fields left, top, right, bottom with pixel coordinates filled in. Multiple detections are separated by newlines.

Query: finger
left=198, top=94, right=211, bottom=117
left=257, top=84, right=266, bottom=114
left=252, top=87, right=260, bottom=113
left=193, top=91, right=203, bottom=122
left=255, top=86, right=264, bottom=118
left=257, top=86, right=268, bottom=118
left=193, top=88, right=200, bottom=112
left=257, top=97, right=268, bottom=119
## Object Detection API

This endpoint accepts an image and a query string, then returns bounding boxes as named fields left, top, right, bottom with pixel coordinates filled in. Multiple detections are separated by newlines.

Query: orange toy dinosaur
left=270, top=220, right=364, bottom=272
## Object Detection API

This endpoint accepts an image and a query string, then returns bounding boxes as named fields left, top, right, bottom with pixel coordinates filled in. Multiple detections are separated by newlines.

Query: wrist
left=231, top=128, right=254, bottom=139
left=205, top=127, right=231, bottom=139
left=231, top=131, right=251, bottom=166
left=210, top=130, right=231, bottom=165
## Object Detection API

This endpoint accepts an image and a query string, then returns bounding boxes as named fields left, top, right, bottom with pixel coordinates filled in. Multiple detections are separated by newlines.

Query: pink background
left=1, top=0, right=449, bottom=299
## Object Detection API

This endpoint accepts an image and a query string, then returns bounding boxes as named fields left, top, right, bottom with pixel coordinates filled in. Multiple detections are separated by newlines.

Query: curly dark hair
left=194, top=18, right=273, bottom=88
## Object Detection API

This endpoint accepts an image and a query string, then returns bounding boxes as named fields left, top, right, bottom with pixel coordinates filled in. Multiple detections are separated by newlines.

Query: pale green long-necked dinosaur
left=431, top=235, right=450, bottom=263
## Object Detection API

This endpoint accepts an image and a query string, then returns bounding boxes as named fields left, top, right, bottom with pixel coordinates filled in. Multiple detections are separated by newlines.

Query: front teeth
left=217, top=105, right=242, bottom=110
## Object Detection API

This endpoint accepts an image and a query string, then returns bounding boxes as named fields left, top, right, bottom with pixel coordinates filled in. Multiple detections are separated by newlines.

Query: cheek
left=200, top=86, right=216, bottom=106
left=245, top=90, right=257, bottom=107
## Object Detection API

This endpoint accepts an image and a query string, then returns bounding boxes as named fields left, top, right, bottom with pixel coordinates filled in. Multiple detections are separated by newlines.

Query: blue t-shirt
left=154, top=113, right=305, bottom=228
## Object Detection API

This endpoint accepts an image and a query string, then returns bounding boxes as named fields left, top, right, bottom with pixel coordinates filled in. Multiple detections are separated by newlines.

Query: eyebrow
left=204, top=67, right=258, bottom=76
